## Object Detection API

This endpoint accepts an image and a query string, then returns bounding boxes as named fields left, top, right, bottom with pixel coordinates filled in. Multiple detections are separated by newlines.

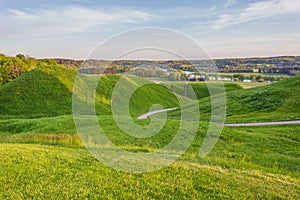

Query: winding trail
left=223, top=120, right=300, bottom=127
left=137, top=108, right=300, bottom=126
left=137, top=107, right=178, bottom=120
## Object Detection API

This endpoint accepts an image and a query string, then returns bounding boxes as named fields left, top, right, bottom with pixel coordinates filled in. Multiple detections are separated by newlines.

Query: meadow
left=0, top=65, right=299, bottom=199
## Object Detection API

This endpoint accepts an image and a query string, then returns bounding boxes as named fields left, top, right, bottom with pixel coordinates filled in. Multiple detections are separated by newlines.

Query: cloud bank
left=3, top=6, right=154, bottom=35
left=213, top=0, right=300, bottom=29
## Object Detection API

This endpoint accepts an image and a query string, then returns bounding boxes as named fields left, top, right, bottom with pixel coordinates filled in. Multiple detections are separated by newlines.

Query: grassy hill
left=95, top=74, right=180, bottom=117
left=0, top=66, right=180, bottom=118
left=0, top=65, right=76, bottom=118
left=169, top=73, right=300, bottom=123
left=223, top=73, right=300, bottom=122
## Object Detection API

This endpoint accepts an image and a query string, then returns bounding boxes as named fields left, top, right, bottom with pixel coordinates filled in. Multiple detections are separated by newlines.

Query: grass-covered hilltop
left=0, top=63, right=299, bottom=199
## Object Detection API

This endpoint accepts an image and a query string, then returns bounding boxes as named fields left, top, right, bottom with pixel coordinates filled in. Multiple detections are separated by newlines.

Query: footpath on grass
left=223, top=120, right=300, bottom=127
left=137, top=108, right=300, bottom=127
left=137, top=107, right=178, bottom=120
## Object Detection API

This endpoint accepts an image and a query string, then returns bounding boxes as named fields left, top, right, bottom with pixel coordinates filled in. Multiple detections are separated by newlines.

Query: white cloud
left=225, top=0, right=237, bottom=8
left=212, top=0, right=300, bottom=29
left=161, top=6, right=218, bottom=19
left=3, top=6, right=154, bottom=35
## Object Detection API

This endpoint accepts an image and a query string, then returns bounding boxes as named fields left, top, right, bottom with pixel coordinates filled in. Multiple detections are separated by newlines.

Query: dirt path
left=137, top=108, right=300, bottom=127
left=137, top=107, right=178, bottom=120
left=223, top=120, right=300, bottom=127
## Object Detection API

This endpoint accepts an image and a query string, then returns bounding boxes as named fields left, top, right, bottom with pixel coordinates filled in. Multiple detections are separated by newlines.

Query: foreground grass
left=0, top=144, right=299, bottom=199
left=1, top=115, right=299, bottom=176
left=194, top=125, right=300, bottom=178
left=0, top=116, right=299, bottom=199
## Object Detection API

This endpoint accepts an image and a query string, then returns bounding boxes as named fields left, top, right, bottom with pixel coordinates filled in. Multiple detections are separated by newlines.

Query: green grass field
left=0, top=65, right=299, bottom=199
left=0, top=143, right=298, bottom=199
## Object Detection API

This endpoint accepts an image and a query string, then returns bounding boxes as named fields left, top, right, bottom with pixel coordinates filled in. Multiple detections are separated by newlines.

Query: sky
left=0, top=0, right=300, bottom=59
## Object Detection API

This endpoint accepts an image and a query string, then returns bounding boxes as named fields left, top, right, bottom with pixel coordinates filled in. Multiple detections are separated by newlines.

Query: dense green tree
left=0, top=54, right=59, bottom=86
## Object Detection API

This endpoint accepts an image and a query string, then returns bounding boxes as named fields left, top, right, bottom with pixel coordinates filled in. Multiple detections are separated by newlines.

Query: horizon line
left=1, top=52, right=300, bottom=61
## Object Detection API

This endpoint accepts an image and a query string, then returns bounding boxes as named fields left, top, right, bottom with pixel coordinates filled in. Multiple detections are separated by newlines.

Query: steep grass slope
left=0, top=65, right=76, bottom=118
left=94, top=75, right=180, bottom=117
left=224, top=73, right=300, bottom=122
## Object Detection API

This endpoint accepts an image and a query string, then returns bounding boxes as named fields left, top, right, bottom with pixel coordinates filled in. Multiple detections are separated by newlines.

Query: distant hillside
left=54, top=56, right=300, bottom=75
left=1, top=54, right=299, bottom=87
left=214, top=56, right=300, bottom=72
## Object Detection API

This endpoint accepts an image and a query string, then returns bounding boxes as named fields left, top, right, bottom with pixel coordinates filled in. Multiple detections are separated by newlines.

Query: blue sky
left=1, top=0, right=300, bottom=59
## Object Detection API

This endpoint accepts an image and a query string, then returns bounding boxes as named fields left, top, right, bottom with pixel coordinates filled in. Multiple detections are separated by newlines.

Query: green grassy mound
left=0, top=66, right=180, bottom=118
left=94, top=75, right=180, bottom=117
left=225, top=73, right=300, bottom=122
left=0, top=65, right=77, bottom=118
left=181, top=73, right=300, bottom=123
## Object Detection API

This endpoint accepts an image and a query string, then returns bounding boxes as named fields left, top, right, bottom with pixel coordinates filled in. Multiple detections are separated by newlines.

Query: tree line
left=0, top=54, right=58, bottom=86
